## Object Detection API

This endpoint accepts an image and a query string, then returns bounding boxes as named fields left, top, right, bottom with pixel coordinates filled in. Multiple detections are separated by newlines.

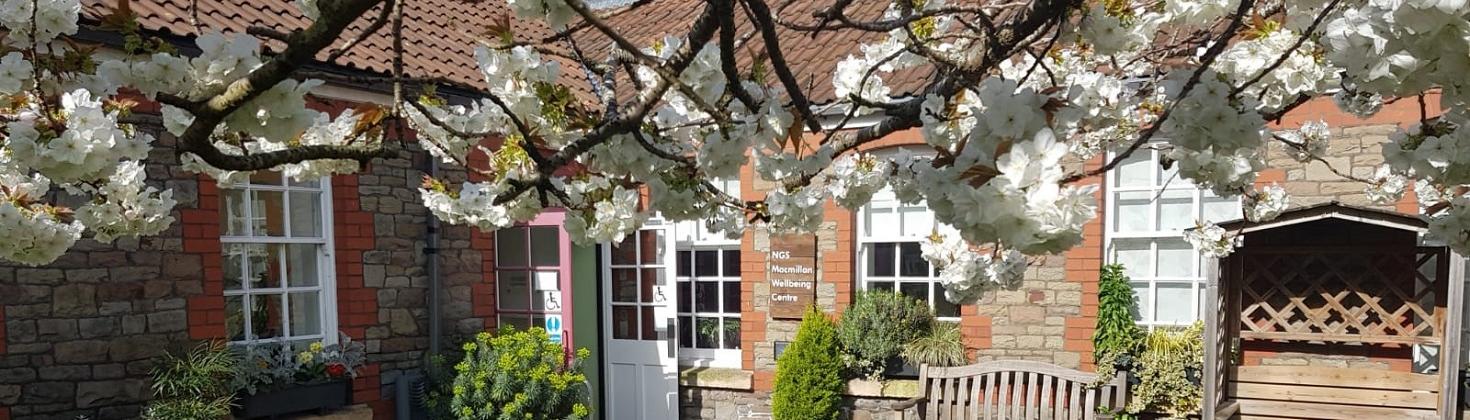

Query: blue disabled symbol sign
left=545, top=315, right=563, bottom=344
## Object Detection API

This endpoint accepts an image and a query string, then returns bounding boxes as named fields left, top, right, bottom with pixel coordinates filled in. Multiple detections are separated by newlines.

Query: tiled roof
left=79, top=0, right=537, bottom=93
left=80, top=0, right=925, bottom=105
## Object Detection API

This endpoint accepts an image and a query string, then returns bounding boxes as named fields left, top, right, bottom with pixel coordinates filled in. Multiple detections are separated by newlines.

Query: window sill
left=845, top=378, right=921, bottom=399
left=679, top=366, right=753, bottom=391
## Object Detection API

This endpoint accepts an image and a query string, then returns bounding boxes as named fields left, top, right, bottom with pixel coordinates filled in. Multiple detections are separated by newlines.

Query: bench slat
left=1235, top=399, right=1438, bottom=420
left=1231, top=366, right=1439, bottom=391
left=905, top=361, right=1126, bottom=420
left=1227, top=382, right=1437, bottom=409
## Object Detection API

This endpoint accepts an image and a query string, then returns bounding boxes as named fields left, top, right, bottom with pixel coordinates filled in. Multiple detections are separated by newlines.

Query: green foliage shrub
left=901, top=320, right=969, bottom=368
left=1126, top=322, right=1205, bottom=417
left=449, top=326, right=591, bottom=420
left=772, top=306, right=845, bottom=420
left=837, top=291, right=935, bottom=377
left=1094, top=264, right=1143, bottom=380
left=141, top=341, right=236, bottom=420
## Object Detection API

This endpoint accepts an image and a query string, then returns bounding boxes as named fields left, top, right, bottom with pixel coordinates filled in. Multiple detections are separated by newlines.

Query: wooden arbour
left=1200, top=202, right=1466, bottom=420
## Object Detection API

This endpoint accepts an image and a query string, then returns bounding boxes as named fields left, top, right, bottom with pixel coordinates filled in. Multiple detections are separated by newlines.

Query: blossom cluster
left=919, top=234, right=1027, bottom=304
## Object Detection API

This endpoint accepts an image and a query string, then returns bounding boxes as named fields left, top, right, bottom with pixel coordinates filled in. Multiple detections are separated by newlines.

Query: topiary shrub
left=772, top=306, right=845, bottom=420
left=449, top=326, right=591, bottom=420
left=1094, top=264, right=1143, bottom=379
left=838, top=291, right=935, bottom=378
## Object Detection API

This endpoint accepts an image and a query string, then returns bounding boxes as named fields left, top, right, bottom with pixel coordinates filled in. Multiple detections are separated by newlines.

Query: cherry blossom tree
left=0, top=0, right=1462, bottom=304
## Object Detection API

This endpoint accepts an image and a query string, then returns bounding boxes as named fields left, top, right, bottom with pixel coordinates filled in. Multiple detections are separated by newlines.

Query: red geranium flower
left=325, top=363, right=347, bottom=377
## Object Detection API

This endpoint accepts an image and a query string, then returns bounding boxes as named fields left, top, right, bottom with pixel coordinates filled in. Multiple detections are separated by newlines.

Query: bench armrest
left=890, top=396, right=924, bottom=411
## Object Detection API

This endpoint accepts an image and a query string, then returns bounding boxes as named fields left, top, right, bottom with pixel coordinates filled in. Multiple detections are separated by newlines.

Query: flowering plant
left=230, top=332, right=366, bottom=395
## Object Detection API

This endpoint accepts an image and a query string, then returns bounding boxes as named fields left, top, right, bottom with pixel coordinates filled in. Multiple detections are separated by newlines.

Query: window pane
left=249, top=171, right=283, bottom=186
left=1202, top=195, right=1240, bottom=224
left=676, top=251, right=692, bottom=277
left=641, top=268, right=666, bottom=303
left=288, top=191, right=322, bottom=238
left=867, top=207, right=898, bottom=238
left=288, top=292, right=321, bottom=336
left=1114, top=191, right=1152, bottom=232
left=678, top=316, right=692, bottom=348
left=497, top=271, right=531, bottom=310
left=285, top=244, right=319, bottom=287
left=935, top=284, right=960, bottom=318
left=1111, top=239, right=1151, bottom=278
left=1156, top=283, right=1194, bottom=324
left=677, top=282, right=691, bottom=313
left=221, top=189, right=248, bottom=236
left=900, top=207, right=933, bottom=238
left=868, top=281, right=895, bottom=292
left=899, top=242, right=929, bottom=277
left=1157, top=190, right=1194, bottom=232
left=612, top=236, right=638, bottom=264
left=1131, top=282, right=1151, bottom=322
left=289, top=177, right=320, bottom=188
left=1115, top=151, right=1152, bottom=187
left=641, top=307, right=657, bottom=341
left=226, top=296, right=245, bottom=341
left=722, top=317, right=741, bottom=349
left=251, top=190, right=285, bottom=237
left=249, top=293, right=283, bottom=340
left=696, top=317, right=719, bottom=348
left=868, top=243, right=896, bottom=277
left=722, top=250, right=740, bottom=277
left=695, top=281, right=720, bottom=312
left=611, top=268, right=638, bottom=302
left=1158, top=155, right=1181, bottom=187
left=530, top=226, right=559, bottom=266
left=224, top=244, right=247, bottom=291
left=899, top=282, right=929, bottom=304
left=694, top=250, right=719, bottom=277
left=246, top=244, right=283, bottom=289
left=722, top=281, right=740, bottom=314
left=1156, top=240, right=1195, bottom=278
left=639, top=230, right=663, bottom=265
left=500, top=314, right=532, bottom=332
left=496, top=227, right=528, bottom=267
left=611, top=306, right=638, bottom=339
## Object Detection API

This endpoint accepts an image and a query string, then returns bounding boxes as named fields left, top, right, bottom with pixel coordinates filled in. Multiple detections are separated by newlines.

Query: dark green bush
left=449, top=326, right=591, bottom=420
left=838, top=291, right=935, bottom=378
left=1094, top=264, right=1142, bottom=368
left=772, top=306, right=844, bottom=420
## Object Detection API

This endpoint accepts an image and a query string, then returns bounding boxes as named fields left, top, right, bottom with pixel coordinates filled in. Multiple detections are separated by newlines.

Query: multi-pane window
left=1106, top=149, right=1240, bottom=328
left=857, top=188, right=960, bottom=318
left=495, top=226, right=564, bottom=330
left=673, top=177, right=743, bottom=367
left=675, top=249, right=741, bottom=353
left=220, top=173, right=335, bottom=345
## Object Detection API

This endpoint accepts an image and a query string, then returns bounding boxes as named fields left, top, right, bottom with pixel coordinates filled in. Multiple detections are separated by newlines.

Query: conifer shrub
left=772, top=306, right=845, bottom=420
left=449, top=326, right=591, bottom=420
left=1094, top=264, right=1143, bottom=372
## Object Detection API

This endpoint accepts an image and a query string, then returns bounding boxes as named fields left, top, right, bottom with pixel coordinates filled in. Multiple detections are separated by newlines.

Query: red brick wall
left=1063, top=157, right=1106, bottom=371
left=330, top=173, right=386, bottom=409
left=184, top=178, right=227, bottom=340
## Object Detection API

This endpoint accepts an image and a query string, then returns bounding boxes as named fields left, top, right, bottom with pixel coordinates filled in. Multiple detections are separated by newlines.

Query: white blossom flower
left=1185, top=223, right=1239, bottom=258
left=1244, top=184, right=1289, bottom=222
left=0, top=51, right=32, bottom=94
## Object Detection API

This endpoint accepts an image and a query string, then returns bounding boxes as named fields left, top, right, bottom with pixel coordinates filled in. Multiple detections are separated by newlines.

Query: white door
left=602, top=221, right=679, bottom=420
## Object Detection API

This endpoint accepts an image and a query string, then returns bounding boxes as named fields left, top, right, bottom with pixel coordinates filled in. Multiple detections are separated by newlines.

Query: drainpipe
left=426, top=157, right=443, bottom=357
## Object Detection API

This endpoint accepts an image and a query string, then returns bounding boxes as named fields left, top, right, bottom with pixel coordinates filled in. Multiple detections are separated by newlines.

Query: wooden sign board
left=769, top=234, right=818, bottom=319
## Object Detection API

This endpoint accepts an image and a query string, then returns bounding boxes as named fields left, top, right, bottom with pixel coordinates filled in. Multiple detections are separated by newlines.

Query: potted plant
left=230, top=332, right=367, bottom=419
left=141, top=341, right=236, bottom=420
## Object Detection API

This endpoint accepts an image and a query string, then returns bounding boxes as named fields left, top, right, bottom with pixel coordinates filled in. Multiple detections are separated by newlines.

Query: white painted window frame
left=673, top=178, right=743, bottom=368
left=856, top=189, right=962, bottom=321
left=219, top=176, right=339, bottom=345
left=1103, top=148, right=1240, bottom=329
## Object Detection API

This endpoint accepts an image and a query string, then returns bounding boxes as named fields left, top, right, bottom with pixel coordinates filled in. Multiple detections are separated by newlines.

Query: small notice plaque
left=769, top=234, right=818, bottom=319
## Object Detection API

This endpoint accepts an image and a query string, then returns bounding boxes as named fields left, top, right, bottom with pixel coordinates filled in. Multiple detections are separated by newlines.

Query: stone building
left=0, top=1, right=1448, bottom=420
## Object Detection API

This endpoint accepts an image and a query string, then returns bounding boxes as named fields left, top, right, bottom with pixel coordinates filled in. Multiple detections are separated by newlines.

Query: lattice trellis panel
left=1236, top=248, right=1447, bottom=344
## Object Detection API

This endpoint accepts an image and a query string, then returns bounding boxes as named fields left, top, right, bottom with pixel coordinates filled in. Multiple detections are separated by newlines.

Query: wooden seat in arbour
left=1199, top=202, right=1464, bottom=420
left=890, top=360, right=1129, bottom=420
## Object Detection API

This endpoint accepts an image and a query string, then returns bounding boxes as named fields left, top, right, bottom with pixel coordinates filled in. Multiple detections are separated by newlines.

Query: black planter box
left=234, top=379, right=351, bottom=419
left=882, top=357, right=921, bottom=379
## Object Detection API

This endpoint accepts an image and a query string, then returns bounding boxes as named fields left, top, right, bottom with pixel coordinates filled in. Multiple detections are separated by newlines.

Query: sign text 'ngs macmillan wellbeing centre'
left=768, top=234, right=818, bottom=319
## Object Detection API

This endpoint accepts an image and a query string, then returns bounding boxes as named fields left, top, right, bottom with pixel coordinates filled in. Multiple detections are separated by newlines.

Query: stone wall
left=678, top=386, right=914, bottom=420
left=0, top=111, right=486, bottom=419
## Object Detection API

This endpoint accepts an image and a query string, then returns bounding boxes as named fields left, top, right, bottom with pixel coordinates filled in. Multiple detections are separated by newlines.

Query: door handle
left=667, top=317, right=677, bottom=358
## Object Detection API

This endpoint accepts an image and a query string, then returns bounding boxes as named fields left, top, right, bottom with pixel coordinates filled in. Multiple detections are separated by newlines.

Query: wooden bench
left=891, top=360, right=1129, bottom=420
left=1221, top=365, right=1440, bottom=420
